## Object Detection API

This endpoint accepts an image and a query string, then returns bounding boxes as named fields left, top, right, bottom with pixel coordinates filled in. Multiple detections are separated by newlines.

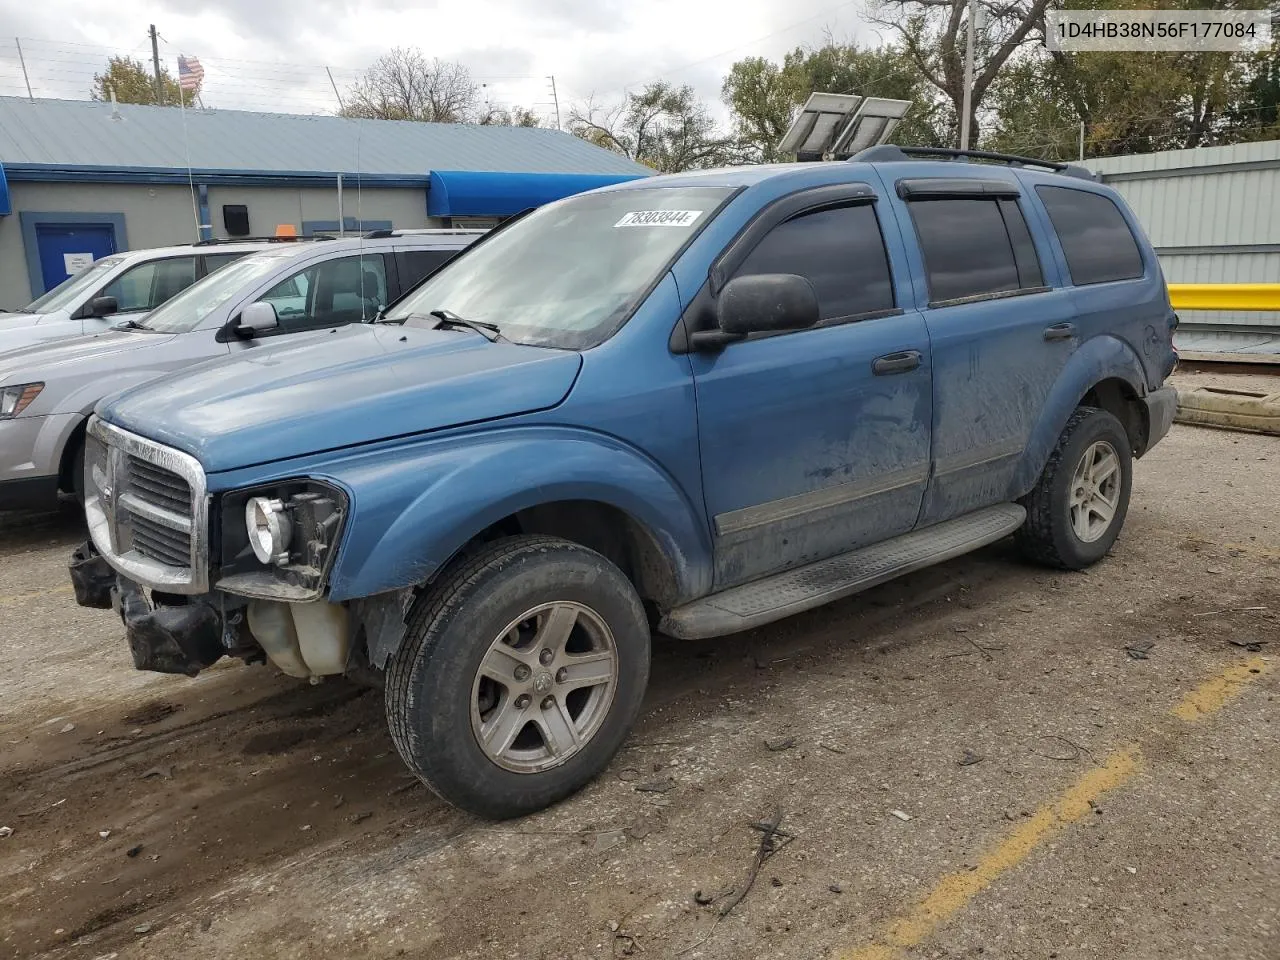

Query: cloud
left=0, top=0, right=875, bottom=126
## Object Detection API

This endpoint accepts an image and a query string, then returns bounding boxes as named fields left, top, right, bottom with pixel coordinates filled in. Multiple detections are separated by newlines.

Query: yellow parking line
left=841, top=747, right=1141, bottom=960
left=0, top=584, right=73, bottom=606
left=1172, top=656, right=1270, bottom=722
left=839, top=657, right=1271, bottom=960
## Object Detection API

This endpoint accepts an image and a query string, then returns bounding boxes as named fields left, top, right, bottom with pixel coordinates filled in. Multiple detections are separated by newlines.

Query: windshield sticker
left=614, top=210, right=703, bottom=228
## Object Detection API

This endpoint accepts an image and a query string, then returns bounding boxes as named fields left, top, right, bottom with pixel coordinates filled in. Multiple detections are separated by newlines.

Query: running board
left=660, top=503, right=1026, bottom=639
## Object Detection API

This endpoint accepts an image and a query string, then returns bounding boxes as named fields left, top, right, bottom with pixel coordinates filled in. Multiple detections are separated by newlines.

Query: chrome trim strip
left=714, top=463, right=929, bottom=537
left=933, top=440, right=1024, bottom=478
left=85, top=416, right=210, bottom=594
left=118, top=491, right=193, bottom=534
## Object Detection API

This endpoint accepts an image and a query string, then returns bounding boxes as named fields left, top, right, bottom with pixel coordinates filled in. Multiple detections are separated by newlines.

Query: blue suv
left=71, top=146, right=1178, bottom=818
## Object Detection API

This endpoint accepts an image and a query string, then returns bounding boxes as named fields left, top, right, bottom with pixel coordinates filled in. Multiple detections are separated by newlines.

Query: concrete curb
left=1175, top=385, right=1280, bottom=436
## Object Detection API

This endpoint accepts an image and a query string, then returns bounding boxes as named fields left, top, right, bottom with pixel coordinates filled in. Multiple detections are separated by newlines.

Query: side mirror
left=235, top=301, right=279, bottom=338
left=718, top=274, right=819, bottom=336
left=691, top=274, right=820, bottom=350
left=88, top=295, right=118, bottom=318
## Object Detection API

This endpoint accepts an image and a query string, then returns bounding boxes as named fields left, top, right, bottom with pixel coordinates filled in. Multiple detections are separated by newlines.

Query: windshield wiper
left=113, top=318, right=151, bottom=331
left=427, top=309, right=507, bottom=343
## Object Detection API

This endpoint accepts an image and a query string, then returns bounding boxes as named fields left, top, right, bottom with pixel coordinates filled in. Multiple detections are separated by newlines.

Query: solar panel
left=778, top=92, right=913, bottom=161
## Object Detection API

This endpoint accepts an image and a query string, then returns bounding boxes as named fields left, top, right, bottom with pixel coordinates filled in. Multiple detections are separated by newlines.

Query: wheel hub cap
left=470, top=601, right=619, bottom=774
left=1069, top=439, right=1121, bottom=544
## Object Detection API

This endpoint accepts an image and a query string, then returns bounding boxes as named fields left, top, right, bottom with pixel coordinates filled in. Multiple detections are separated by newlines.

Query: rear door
left=890, top=177, right=1077, bottom=526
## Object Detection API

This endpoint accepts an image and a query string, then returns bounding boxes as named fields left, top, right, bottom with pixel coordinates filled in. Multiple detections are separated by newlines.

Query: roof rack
left=361, top=227, right=490, bottom=239
left=190, top=235, right=331, bottom=246
left=852, top=145, right=1098, bottom=181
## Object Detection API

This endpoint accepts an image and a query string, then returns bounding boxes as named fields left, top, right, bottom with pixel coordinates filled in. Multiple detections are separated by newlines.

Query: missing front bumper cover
left=69, top=540, right=115, bottom=609
left=112, top=577, right=225, bottom=677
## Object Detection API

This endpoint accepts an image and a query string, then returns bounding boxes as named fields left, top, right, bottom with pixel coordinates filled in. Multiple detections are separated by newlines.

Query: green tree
left=569, top=82, right=736, bottom=172
left=723, top=40, right=946, bottom=162
left=91, top=55, right=188, bottom=106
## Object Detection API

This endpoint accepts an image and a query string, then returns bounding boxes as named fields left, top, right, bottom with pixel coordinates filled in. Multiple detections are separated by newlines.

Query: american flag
left=178, top=55, right=204, bottom=92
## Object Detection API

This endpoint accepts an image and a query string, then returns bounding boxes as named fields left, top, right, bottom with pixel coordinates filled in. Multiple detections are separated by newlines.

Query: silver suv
left=0, top=239, right=290, bottom=354
left=0, top=231, right=482, bottom=512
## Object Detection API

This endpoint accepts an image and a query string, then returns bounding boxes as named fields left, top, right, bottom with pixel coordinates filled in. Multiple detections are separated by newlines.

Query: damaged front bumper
left=70, top=539, right=233, bottom=677
left=69, top=540, right=409, bottom=681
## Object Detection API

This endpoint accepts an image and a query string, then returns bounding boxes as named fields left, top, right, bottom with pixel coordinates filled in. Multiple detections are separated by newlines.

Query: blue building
left=0, top=96, right=649, bottom=305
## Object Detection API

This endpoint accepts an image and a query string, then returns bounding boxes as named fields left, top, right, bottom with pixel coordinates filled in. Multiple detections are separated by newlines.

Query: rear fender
left=1009, top=335, right=1146, bottom=499
left=323, top=426, right=712, bottom=603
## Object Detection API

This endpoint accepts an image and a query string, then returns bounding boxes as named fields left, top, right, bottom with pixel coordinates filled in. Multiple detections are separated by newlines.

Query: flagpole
left=177, top=75, right=202, bottom=242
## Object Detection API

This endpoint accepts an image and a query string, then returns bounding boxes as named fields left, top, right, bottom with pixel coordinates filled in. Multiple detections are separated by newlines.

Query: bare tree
left=569, top=82, right=738, bottom=172
left=342, top=48, right=479, bottom=122
left=478, top=104, right=543, bottom=127
left=866, top=0, right=1051, bottom=146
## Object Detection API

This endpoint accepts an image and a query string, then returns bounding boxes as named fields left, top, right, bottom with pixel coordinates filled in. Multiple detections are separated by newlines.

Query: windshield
left=383, top=186, right=735, bottom=349
left=140, top=249, right=298, bottom=333
left=20, top=256, right=125, bottom=314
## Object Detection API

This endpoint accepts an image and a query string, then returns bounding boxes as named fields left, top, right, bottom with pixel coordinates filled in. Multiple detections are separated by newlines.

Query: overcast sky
left=0, top=0, right=878, bottom=126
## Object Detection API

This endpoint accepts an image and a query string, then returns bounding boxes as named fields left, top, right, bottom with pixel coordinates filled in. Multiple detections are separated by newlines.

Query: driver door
left=688, top=192, right=933, bottom=590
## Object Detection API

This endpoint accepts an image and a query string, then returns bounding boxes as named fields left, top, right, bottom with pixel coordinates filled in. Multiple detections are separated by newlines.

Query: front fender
left=321, top=426, right=713, bottom=603
left=1009, top=335, right=1147, bottom=499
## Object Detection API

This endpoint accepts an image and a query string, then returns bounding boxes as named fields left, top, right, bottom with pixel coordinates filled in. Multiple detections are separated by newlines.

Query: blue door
left=35, top=223, right=117, bottom=292
left=689, top=196, right=933, bottom=590
left=887, top=181, right=1075, bottom=526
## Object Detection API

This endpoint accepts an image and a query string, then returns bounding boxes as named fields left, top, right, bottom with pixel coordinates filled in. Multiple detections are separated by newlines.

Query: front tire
left=1017, top=406, right=1133, bottom=570
left=385, top=535, right=650, bottom=819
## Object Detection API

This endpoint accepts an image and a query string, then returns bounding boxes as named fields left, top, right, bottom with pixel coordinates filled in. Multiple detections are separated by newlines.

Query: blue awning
left=427, top=170, right=647, bottom=218
left=0, top=162, right=10, bottom=216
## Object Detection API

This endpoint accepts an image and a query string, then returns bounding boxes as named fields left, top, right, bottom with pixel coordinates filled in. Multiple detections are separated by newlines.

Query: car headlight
left=218, top=481, right=348, bottom=600
left=0, top=382, right=43, bottom=419
left=246, top=497, right=293, bottom=565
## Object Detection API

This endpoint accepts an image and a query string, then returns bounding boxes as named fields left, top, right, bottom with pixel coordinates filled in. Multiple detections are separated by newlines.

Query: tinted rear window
left=1036, top=186, right=1144, bottom=285
left=909, top=198, right=1022, bottom=303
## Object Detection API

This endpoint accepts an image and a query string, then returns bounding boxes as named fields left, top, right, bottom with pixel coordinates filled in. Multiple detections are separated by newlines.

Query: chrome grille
left=127, top=456, right=192, bottom=514
left=129, top=513, right=192, bottom=567
left=84, top=416, right=210, bottom=594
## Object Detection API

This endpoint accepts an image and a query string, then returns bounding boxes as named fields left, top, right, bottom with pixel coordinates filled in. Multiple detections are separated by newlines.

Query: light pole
left=959, top=0, right=976, bottom=149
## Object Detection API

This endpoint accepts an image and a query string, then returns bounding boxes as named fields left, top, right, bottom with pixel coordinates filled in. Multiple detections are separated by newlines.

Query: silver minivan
left=0, top=231, right=482, bottom=512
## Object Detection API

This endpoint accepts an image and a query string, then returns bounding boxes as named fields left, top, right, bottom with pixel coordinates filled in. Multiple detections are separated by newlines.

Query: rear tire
left=1017, top=407, right=1132, bottom=570
left=385, top=535, right=650, bottom=819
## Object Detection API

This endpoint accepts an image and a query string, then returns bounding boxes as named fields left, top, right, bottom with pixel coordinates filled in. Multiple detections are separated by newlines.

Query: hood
left=97, top=322, right=583, bottom=473
left=0, top=328, right=176, bottom=377
left=0, top=310, right=45, bottom=328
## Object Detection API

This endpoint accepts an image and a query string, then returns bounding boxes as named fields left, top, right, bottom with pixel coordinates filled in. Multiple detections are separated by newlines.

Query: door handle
left=1044, top=322, right=1076, bottom=341
left=872, top=350, right=922, bottom=375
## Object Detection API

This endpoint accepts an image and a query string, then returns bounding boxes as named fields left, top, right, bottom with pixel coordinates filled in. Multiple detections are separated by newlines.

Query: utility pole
left=1078, top=120, right=1085, bottom=161
left=14, top=37, right=34, bottom=101
left=149, top=24, right=164, bottom=104
left=548, top=75, right=561, bottom=130
left=959, top=0, right=975, bottom=150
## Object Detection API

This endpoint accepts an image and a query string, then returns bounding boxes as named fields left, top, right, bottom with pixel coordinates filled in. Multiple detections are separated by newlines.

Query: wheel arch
left=325, top=428, right=713, bottom=606
left=1010, top=335, right=1148, bottom=500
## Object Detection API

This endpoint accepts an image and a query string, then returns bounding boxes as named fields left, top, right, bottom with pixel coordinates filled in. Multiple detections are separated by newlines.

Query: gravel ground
left=0, top=415, right=1276, bottom=960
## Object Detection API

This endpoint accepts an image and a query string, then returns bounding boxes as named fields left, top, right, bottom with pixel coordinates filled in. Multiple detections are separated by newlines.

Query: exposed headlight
left=246, top=497, right=293, bottom=566
left=219, top=482, right=348, bottom=601
left=0, top=382, right=43, bottom=419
